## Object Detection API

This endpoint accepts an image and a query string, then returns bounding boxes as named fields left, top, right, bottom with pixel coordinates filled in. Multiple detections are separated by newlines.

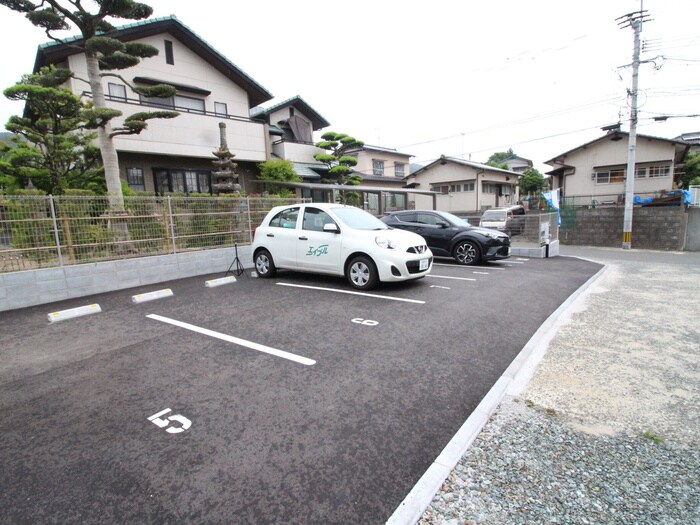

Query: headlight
left=482, top=231, right=506, bottom=240
left=375, top=236, right=399, bottom=250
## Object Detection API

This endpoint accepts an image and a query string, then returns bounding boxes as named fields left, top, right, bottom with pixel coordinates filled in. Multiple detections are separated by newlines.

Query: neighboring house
left=31, top=16, right=319, bottom=195
left=342, top=144, right=413, bottom=211
left=674, top=132, right=700, bottom=154
left=544, top=131, right=690, bottom=203
left=404, top=155, right=522, bottom=213
left=346, top=144, right=412, bottom=187
left=501, top=154, right=533, bottom=174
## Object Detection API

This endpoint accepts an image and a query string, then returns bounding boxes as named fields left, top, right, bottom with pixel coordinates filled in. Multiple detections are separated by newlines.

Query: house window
left=154, top=168, right=211, bottom=195
left=108, top=83, right=127, bottom=101
left=395, top=162, right=405, bottom=178
left=431, top=185, right=449, bottom=194
left=139, top=94, right=175, bottom=109
left=595, top=168, right=625, bottom=184
left=450, top=184, right=461, bottom=192
left=635, top=167, right=647, bottom=178
left=164, top=40, right=174, bottom=65
left=174, top=95, right=205, bottom=114
left=463, top=183, right=475, bottom=192
left=648, top=165, right=670, bottom=178
left=214, top=102, right=228, bottom=117
left=483, top=183, right=499, bottom=194
left=372, top=159, right=384, bottom=176
left=126, top=168, right=145, bottom=191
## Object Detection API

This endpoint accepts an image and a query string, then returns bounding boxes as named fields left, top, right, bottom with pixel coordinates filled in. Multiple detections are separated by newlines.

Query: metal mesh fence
left=560, top=191, right=663, bottom=208
left=461, top=212, right=559, bottom=247
left=0, top=195, right=304, bottom=273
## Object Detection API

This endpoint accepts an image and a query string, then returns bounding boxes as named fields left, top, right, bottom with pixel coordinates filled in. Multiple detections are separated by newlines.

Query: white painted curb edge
left=385, top=264, right=610, bottom=525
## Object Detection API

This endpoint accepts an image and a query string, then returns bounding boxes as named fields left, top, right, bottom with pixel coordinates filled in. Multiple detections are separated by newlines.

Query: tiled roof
left=252, top=95, right=330, bottom=131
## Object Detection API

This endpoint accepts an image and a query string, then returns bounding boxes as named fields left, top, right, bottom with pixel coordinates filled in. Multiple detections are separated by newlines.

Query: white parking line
left=472, top=271, right=490, bottom=275
left=493, top=260, right=524, bottom=264
left=146, top=314, right=316, bottom=366
left=516, top=258, right=530, bottom=261
left=427, top=275, right=476, bottom=282
left=433, top=263, right=505, bottom=271
left=276, top=282, right=425, bottom=304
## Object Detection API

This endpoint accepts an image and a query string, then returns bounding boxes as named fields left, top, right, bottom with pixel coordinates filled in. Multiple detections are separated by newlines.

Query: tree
left=0, top=0, right=178, bottom=212
left=313, top=131, right=364, bottom=205
left=314, top=131, right=364, bottom=185
left=680, top=152, right=700, bottom=187
left=2, top=66, right=104, bottom=194
left=519, top=167, right=546, bottom=195
left=258, top=158, right=300, bottom=196
left=486, top=148, right=515, bottom=170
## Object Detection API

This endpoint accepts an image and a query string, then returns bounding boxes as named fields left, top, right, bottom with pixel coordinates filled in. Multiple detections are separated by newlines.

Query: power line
left=397, top=94, right=625, bottom=150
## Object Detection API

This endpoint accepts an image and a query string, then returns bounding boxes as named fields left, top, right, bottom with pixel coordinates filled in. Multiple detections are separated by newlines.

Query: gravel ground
left=417, top=248, right=700, bottom=525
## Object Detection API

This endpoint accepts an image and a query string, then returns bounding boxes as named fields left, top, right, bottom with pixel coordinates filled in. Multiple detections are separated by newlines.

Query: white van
left=479, top=205, right=526, bottom=236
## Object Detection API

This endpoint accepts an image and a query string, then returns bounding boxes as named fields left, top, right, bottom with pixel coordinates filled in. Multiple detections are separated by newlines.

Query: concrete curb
left=385, top=261, right=609, bottom=525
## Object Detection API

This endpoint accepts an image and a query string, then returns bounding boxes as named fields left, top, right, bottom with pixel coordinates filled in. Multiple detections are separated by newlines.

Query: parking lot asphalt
left=0, top=255, right=602, bottom=524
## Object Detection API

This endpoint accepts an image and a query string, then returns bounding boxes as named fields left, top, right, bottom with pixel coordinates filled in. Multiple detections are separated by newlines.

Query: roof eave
left=34, top=16, right=273, bottom=108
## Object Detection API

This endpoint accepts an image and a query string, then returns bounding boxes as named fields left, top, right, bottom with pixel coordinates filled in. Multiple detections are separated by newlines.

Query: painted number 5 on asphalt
left=148, top=408, right=192, bottom=434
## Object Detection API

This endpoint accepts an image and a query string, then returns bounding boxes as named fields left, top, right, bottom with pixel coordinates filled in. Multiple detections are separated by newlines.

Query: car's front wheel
left=347, top=255, right=378, bottom=290
left=254, top=249, right=276, bottom=278
left=453, top=240, right=481, bottom=265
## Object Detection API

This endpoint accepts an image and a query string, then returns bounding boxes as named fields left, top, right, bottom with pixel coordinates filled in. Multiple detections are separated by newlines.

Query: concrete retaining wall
left=0, top=245, right=252, bottom=312
left=686, top=207, right=700, bottom=250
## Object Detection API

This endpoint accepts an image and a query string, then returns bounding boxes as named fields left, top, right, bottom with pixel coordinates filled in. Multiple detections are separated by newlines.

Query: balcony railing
left=83, top=92, right=260, bottom=124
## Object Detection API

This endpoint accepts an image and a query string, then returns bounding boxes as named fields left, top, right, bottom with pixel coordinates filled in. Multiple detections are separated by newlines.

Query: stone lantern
left=211, top=122, right=240, bottom=194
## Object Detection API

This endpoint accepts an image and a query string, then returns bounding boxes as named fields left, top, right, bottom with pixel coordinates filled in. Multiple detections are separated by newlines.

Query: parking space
left=0, top=255, right=602, bottom=524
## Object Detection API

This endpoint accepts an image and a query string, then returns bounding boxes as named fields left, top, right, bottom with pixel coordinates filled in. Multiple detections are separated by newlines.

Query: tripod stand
left=225, top=243, right=246, bottom=277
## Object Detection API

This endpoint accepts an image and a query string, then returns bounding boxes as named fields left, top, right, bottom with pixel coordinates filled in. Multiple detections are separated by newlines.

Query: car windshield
left=436, top=211, right=470, bottom=226
left=332, top=206, right=389, bottom=230
left=482, top=210, right=507, bottom=221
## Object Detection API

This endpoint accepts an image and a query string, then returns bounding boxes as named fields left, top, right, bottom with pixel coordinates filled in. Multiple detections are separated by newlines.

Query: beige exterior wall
left=353, top=150, right=411, bottom=180
left=67, top=32, right=267, bottom=162
left=271, top=141, right=325, bottom=164
left=554, top=136, right=676, bottom=197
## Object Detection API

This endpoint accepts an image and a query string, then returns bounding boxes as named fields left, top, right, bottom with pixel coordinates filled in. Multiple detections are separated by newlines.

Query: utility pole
left=617, top=6, right=651, bottom=249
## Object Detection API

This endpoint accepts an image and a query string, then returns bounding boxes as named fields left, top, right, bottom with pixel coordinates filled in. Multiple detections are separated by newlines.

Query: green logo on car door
left=306, top=244, right=329, bottom=256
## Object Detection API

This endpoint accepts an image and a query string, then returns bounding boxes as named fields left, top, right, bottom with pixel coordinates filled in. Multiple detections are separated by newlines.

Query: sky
left=0, top=0, right=698, bottom=173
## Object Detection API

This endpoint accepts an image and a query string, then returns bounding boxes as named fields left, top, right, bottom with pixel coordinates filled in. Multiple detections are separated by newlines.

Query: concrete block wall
left=560, top=206, right=686, bottom=250
left=0, top=245, right=252, bottom=312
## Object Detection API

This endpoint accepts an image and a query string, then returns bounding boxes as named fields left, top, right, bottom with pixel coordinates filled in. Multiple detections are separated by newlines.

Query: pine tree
left=0, top=0, right=178, bottom=211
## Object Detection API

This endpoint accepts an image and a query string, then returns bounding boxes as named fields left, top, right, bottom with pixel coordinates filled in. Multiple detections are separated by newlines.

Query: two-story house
left=32, top=15, right=326, bottom=195
left=545, top=131, right=689, bottom=205
left=404, top=155, right=522, bottom=213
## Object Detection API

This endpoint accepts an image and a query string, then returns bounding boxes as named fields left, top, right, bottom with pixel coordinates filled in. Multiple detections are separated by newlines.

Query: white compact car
left=251, top=203, right=433, bottom=290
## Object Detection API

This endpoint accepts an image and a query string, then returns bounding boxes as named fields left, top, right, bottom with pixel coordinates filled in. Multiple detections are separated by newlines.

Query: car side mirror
left=437, top=221, right=449, bottom=228
left=323, top=223, right=339, bottom=233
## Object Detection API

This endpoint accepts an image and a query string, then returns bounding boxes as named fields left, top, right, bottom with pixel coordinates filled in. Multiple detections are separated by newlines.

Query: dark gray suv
left=381, top=210, right=511, bottom=265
